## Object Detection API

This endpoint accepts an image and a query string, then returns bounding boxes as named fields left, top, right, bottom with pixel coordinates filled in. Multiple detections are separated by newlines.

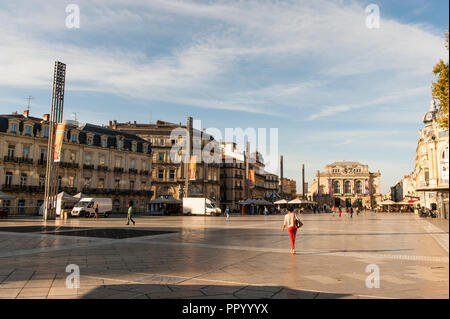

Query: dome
left=423, top=99, right=437, bottom=124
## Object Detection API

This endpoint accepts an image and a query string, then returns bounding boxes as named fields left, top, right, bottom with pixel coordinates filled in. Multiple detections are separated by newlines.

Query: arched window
left=344, top=181, right=352, bottom=194
left=355, top=180, right=363, bottom=194
left=333, top=181, right=340, bottom=194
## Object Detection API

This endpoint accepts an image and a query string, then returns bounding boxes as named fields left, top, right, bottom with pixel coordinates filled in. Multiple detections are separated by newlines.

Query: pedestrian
left=332, top=205, right=336, bottom=216
left=264, top=206, right=268, bottom=216
left=281, top=206, right=303, bottom=255
left=313, top=206, right=316, bottom=214
left=126, top=202, right=135, bottom=225
left=356, top=207, right=360, bottom=216
left=94, top=203, right=99, bottom=220
left=226, top=206, right=230, bottom=221
left=339, top=206, right=342, bottom=217
left=350, top=206, right=353, bottom=218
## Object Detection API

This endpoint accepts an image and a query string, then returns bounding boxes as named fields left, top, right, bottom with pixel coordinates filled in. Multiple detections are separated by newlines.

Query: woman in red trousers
left=281, top=206, right=302, bottom=255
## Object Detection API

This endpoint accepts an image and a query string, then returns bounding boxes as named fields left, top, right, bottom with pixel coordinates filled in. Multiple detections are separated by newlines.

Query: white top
left=283, top=213, right=300, bottom=228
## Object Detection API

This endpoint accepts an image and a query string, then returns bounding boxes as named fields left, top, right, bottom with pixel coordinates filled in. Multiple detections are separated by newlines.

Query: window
left=98, top=178, right=104, bottom=189
left=142, top=161, right=147, bottom=170
left=169, top=169, right=175, bottom=180
left=40, top=149, right=47, bottom=161
left=5, top=172, right=12, bottom=186
left=22, top=146, right=30, bottom=159
left=141, top=181, right=146, bottom=190
left=160, top=138, right=164, bottom=145
left=57, top=176, right=62, bottom=189
left=72, top=134, right=77, bottom=143
left=355, top=181, right=363, bottom=194
left=117, top=139, right=123, bottom=150
left=129, top=180, right=135, bottom=190
left=115, top=179, right=120, bottom=189
left=7, top=145, right=15, bottom=158
left=424, top=168, right=430, bottom=183
left=68, top=176, right=75, bottom=187
left=10, top=123, right=17, bottom=134
left=24, top=126, right=32, bottom=136
left=43, top=126, right=49, bottom=138
left=131, top=143, right=137, bottom=152
left=85, top=154, right=92, bottom=164
left=84, top=177, right=91, bottom=188
left=333, top=181, right=340, bottom=194
left=115, top=157, right=122, bottom=168
left=87, top=135, right=93, bottom=145
left=99, top=155, right=105, bottom=166
left=158, top=152, right=165, bottom=161
left=70, top=152, right=76, bottom=162
left=39, top=175, right=45, bottom=188
left=158, top=169, right=164, bottom=179
left=101, top=138, right=107, bottom=148
left=344, top=181, right=352, bottom=194
left=130, top=159, right=135, bottom=169
left=60, top=151, right=64, bottom=162
left=20, top=174, right=27, bottom=187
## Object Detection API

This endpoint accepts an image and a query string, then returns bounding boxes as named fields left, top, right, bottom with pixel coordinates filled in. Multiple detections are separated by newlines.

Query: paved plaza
left=0, top=212, right=448, bottom=299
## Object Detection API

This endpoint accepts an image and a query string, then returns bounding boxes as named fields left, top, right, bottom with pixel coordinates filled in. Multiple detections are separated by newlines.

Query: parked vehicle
left=71, top=198, right=112, bottom=218
left=182, top=197, right=221, bottom=216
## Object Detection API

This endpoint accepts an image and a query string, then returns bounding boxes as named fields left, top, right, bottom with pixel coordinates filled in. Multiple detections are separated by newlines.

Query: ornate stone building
left=220, top=142, right=245, bottom=211
left=309, top=161, right=381, bottom=209
left=411, top=100, right=449, bottom=218
left=108, top=120, right=220, bottom=202
left=0, top=110, right=153, bottom=213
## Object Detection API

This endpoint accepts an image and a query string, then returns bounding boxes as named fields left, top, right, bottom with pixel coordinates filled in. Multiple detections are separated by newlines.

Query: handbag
left=293, top=214, right=303, bottom=228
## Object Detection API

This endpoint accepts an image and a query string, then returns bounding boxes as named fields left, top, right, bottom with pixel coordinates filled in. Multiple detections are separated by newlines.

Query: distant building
left=309, top=161, right=381, bottom=209
left=411, top=100, right=449, bottom=218
left=0, top=110, right=153, bottom=213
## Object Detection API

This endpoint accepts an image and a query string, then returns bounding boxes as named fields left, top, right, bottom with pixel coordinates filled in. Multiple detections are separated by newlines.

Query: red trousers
left=288, top=226, right=297, bottom=249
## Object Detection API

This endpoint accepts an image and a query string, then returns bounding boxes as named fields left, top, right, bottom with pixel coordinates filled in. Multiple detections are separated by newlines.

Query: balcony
left=18, top=157, right=33, bottom=164
left=129, top=168, right=138, bottom=174
left=113, top=167, right=124, bottom=173
left=3, top=156, right=19, bottom=163
left=59, top=162, right=79, bottom=169
left=38, top=159, right=47, bottom=166
left=235, top=173, right=243, bottom=178
left=81, top=187, right=153, bottom=197
left=1, top=184, right=44, bottom=193
left=140, top=170, right=150, bottom=176
left=97, top=165, right=109, bottom=172
left=83, top=164, right=95, bottom=170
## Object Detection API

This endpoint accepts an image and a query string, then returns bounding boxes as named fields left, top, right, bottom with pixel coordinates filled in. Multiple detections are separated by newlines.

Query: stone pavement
left=0, top=212, right=448, bottom=299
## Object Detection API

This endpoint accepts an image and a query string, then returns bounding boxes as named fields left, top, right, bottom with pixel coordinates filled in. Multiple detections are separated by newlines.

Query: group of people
left=331, top=206, right=361, bottom=218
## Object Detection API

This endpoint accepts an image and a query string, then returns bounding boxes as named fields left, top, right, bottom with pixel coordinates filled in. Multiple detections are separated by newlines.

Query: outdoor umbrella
left=274, top=199, right=288, bottom=204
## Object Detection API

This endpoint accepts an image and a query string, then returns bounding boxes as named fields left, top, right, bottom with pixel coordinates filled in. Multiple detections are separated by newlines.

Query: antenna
left=25, top=96, right=34, bottom=111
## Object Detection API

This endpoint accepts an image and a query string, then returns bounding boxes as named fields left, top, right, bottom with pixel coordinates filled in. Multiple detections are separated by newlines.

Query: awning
left=274, top=199, right=288, bottom=204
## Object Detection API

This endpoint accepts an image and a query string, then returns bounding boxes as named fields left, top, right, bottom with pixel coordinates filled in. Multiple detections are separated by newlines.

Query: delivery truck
left=182, top=197, right=221, bottom=216
left=71, top=198, right=112, bottom=218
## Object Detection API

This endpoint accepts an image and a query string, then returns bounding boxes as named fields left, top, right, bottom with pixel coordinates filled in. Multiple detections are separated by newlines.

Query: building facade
left=411, top=100, right=449, bottom=218
left=0, top=111, right=153, bottom=213
left=309, top=161, right=381, bottom=209
left=108, top=120, right=221, bottom=202
left=220, top=142, right=245, bottom=211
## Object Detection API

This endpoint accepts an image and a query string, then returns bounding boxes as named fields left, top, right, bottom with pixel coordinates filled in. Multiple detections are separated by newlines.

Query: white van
left=71, top=198, right=112, bottom=218
left=182, top=197, right=221, bottom=216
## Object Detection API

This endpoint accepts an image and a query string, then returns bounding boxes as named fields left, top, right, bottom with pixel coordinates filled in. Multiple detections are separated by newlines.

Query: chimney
left=43, top=114, right=49, bottom=121
left=23, top=110, right=29, bottom=118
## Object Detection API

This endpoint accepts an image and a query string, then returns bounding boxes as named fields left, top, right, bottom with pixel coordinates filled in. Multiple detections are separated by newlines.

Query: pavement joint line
left=416, top=219, right=449, bottom=254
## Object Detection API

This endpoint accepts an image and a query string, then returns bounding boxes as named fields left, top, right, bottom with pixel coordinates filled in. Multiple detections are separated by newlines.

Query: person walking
left=94, top=204, right=99, bottom=220
left=338, top=206, right=342, bottom=217
left=225, top=206, right=230, bottom=221
left=332, top=205, right=336, bottom=216
left=350, top=206, right=353, bottom=218
left=281, top=206, right=303, bottom=255
left=126, top=202, right=135, bottom=225
left=356, top=207, right=360, bottom=216
left=264, top=206, right=268, bottom=216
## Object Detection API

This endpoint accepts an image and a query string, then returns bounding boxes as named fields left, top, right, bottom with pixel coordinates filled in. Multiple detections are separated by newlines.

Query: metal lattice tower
left=43, top=61, right=66, bottom=220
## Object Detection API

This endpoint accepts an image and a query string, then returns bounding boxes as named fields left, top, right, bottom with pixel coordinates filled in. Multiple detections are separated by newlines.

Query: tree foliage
left=432, top=29, right=449, bottom=129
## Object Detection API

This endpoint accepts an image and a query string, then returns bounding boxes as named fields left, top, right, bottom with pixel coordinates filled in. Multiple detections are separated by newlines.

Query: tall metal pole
left=244, top=141, right=249, bottom=199
left=184, top=116, right=193, bottom=198
left=317, top=170, right=321, bottom=208
left=302, top=163, right=305, bottom=198
left=44, top=61, right=66, bottom=220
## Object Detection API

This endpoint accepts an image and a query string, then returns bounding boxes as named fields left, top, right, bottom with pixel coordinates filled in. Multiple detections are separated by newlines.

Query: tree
left=432, top=29, right=449, bottom=129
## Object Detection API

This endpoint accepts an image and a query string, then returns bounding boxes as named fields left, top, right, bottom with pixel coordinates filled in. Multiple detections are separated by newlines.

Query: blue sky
left=0, top=0, right=448, bottom=194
